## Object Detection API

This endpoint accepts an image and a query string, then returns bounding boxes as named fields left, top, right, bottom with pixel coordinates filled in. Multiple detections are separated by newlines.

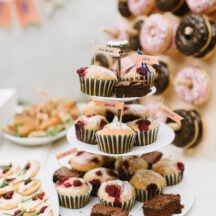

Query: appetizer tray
left=67, top=122, right=175, bottom=156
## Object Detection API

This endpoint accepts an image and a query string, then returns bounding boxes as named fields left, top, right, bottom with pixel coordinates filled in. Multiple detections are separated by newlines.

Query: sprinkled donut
left=128, top=0, right=155, bottom=16
left=140, top=14, right=172, bottom=54
left=174, top=66, right=211, bottom=105
left=186, top=0, right=216, bottom=14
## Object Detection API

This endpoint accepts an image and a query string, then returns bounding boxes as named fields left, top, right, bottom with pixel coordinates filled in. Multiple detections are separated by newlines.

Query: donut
left=176, top=14, right=212, bottom=56
left=92, top=54, right=114, bottom=69
left=128, top=0, right=155, bottom=16
left=152, top=61, right=170, bottom=95
left=140, top=13, right=172, bottom=54
left=118, top=0, right=132, bottom=18
left=156, top=0, right=189, bottom=16
left=174, top=66, right=211, bottom=105
left=186, top=0, right=216, bottom=14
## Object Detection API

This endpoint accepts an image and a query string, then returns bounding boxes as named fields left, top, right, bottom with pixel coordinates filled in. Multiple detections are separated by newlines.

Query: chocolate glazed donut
left=118, top=0, right=132, bottom=18
left=176, top=14, right=211, bottom=56
left=167, top=109, right=197, bottom=148
left=152, top=61, right=170, bottom=95
left=195, top=21, right=216, bottom=58
left=155, top=0, right=189, bottom=16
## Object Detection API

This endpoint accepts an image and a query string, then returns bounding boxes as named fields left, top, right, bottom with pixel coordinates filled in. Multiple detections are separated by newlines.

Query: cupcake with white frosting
left=77, top=65, right=117, bottom=97
left=128, top=118, right=159, bottom=146
left=98, top=179, right=136, bottom=211
left=96, top=122, right=136, bottom=154
left=55, top=177, right=92, bottom=209
left=75, top=115, right=108, bottom=144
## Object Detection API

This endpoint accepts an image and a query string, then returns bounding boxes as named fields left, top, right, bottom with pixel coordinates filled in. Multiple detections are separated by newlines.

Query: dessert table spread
left=0, top=135, right=215, bottom=216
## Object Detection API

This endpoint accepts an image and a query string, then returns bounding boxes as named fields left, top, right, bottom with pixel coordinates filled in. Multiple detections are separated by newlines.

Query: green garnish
left=46, top=125, right=65, bottom=137
left=0, top=165, right=11, bottom=171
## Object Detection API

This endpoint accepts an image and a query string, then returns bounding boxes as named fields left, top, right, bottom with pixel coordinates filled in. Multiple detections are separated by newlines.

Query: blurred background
left=0, top=0, right=117, bottom=103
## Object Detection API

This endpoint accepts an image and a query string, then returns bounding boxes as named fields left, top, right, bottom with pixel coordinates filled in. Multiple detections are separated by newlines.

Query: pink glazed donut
left=186, top=0, right=216, bottom=14
left=140, top=13, right=172, bottom=54
left=174, top=66, right=211, bottom=105
left=128, top=0, right=155, bottom=16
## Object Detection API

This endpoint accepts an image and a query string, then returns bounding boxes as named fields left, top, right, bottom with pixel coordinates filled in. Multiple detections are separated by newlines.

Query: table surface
left=0, top=135, right=215, bottom=216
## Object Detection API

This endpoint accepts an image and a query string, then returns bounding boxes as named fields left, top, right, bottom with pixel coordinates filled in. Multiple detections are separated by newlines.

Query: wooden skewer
left=167, top=122, right=181, bottom=131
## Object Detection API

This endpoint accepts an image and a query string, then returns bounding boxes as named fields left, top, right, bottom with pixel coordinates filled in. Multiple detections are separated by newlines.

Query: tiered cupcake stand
left=65, top=45, right=194, bottom=215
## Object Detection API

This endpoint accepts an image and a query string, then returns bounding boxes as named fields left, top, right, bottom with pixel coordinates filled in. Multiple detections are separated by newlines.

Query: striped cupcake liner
left=96, top=134, right=135, bottom=154
left=134, top=127, right=159, bottom=146
left=79, top=77, right=116, bottom=97
left=165, top=172, right=183, bottom=186
left=58, top=191, right=91, bottom=209
left=75, top=125, right=97, bottom=144
left=99, top=197, right=136, bottom=211
left=135, top=188, right=163, bottom=202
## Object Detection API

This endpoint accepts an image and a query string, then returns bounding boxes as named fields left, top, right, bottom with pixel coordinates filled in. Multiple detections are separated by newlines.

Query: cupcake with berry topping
left=130, top=169, right=166, bottom=202
left=115, top=156, right=148, bottom=180
left=77, top=65, right=117, bottom=97
left=153, top=158, right=185, bottom=186
left=83, top=167, right=118, bottom=196
left=55, top=177, right=92, bottom=209
left=69, top=151, right=104, bottom=173
left=96, top=122, right=136, bottom=154
left=128, top=118, right=159, bottom=146
left=98, top=180, right=136, bottom=211
left=0, top=177, right=17, bottom=196
left=75, top=115, right=108, bottom=144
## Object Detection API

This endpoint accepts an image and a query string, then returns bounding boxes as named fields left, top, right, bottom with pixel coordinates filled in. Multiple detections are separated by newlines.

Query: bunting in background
left=0, top=0, right=11, bottom=29
left=14, top=0, right=40, bottom=27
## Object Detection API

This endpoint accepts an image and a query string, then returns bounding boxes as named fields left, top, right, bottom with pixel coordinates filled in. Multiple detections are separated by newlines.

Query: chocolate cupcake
left=156, top=0, right=189, bottom=16
left=176, top=14, right=212, bottom=57
left=83, top=167, right=118, bottom=196
left=153, top=158, right=185, bottom=186
left=96, top=122, right=136, bottom=154
left=152, top=61, right=170, bottom=95
left=130, top=169, right=166, bottom=202
left=128, top=118, right=159, bottom=146
left=98, top=180, right=136, bottom=211
left=115, top=156, right=148, bottom=180
left=75, top=115, right=108, bottom=144
left=77, top=65, right=117, bottom=97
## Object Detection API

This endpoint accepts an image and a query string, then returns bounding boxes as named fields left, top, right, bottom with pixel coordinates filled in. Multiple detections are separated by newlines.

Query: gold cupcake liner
left=135, top=188, right=163, bottom=202
left=58, top=187, right=92, bottom=209
left=165, top=172, right=183, bottom=186
left=96, top=133, right=135, bottom=154
left=79, top=77, right=116, bottom=97
left=99, top=197, right=136, bottom=211
left=134, top=127, right=159, bottom=146
left=75, top=125, right=97, bottom=144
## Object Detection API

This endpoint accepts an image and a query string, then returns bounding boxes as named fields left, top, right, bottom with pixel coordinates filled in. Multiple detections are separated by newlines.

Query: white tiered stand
left=66, top=92, right=194, bottom=216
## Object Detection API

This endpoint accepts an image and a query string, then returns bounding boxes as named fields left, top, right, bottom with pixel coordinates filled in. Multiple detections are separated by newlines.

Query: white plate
left=90, top=86, right=156, bottom=102
left=60, top=177, right=194, bottom=216
left=3, top=129, right=67, bottom=146
left=67, top=122, right=175, bottom=156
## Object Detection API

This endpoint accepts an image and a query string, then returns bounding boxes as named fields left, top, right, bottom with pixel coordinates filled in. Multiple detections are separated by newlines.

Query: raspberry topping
left=25, top=162, right=31, bottom=170
left=73, top=180, right=82, bottom=187
left=33, top=192, right=45, bottom=201
left=3, top=191, right=14, bottom=200
left=99, top=120, right=107, bottom=130
left=63, top=182, right=72, bottom=188
left=90, top=179, right=101, bottom=192
left=146, top=183, right=158, bottom=192
left=56, top=177, right=70, bottom=186
left=105, top=184, right=121, bottom=203
left=14, top=210, right=21, bottom=216
left=77, top=67, right=87, bottom=77
left=40, top=206, right=48, bottom=213
left=76, top=121, right=85, bottom=129
left=76, top=151, right=84, bottom=156
left=95, top=170, right=102, bottom=176
left=136, top=119, right=151, bottom=132
left=177, top=162, right=185, bottom=173
left=123, top=106, right=129, bottom=111
left=137, top=65, right=148, bottom=75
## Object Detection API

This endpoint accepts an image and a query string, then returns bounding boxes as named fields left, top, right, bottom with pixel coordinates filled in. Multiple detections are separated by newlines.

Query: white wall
left=0, top=0, right=117, bottom=103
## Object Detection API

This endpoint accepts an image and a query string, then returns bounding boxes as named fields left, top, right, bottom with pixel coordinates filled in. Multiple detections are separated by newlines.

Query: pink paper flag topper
left=137, top=54, right=159, bottom=65
left=56, top=148, right=76, bottom=160
left=159, top=104, right=183, bottom=124
left=0, top=1, right=11, bottom=29
left=93, top=99, right=124, bottom=110
left=95, top=45, right=121, bottom=57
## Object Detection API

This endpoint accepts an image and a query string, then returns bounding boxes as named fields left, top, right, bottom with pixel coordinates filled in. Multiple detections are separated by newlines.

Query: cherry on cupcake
left=136, top=119, right=151, bottom=132
left=77, top=67, right=87, bottom=77
left=177, top=162, right=185, bottom=173
left=73, top=180, right=83, bottom=187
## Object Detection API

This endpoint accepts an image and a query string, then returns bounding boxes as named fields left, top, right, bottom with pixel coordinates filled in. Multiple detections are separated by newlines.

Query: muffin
left=141, top=151, right=163, bottom=169
left=69, top=151, right=104, bottom=173
left=83, top=167, right=118, bottom=196
left=96, top=122, right=136, bottom=154
left=55, top=177, right=92, bottom=208
left=98, top=180, right=136, bottom=211
left=128, top=118, right=159, bottom=146
left=75, top=115, right=108, bottom=144
left=130, top=169, right=166, bottom=202
left=115, top=156, right=148, bottom=180
left=77, top=65, right=117, bottom=97
left=153, top=158, right=185, bottom=186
